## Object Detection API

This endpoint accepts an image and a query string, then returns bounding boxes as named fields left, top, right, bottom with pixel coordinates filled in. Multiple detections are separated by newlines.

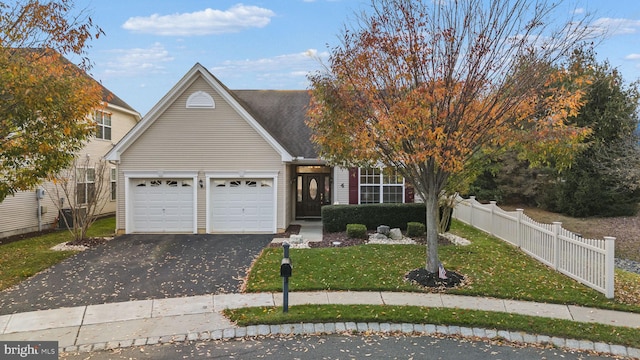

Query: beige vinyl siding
left=77, top=140, right=115, bottom=214
left=0, top=184, right=59, bottom=238
left=117, top=76, right=286, bottom=233
left=333, top=167, right=350, bottom=204
left=79, top=105, right=138, bottom=215
left=115, top=170, right=126, bottom=232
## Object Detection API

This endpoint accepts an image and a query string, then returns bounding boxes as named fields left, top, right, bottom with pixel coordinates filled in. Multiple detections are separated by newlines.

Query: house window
left=186, top=91, right=215, bottom=108
left=359, top=168, right=404, bottom=204
left=94, top=110, right=112, bottom=140
left=76, top=167, right=96, bottom=205
left=110, top=168, right=116, bottom=201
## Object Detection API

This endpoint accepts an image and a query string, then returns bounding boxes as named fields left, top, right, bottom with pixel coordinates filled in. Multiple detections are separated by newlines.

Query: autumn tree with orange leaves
left=307, top=0, right=596, bottom=274
left=0, top=0, right=104, bottom=201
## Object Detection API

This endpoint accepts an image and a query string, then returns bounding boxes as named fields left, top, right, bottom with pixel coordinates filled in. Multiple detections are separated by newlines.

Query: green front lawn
left=247, top=220, right=640, bottom=312
left=0, top=216, right=115, bottom=290
left=237, top=219, right=640, bottom=348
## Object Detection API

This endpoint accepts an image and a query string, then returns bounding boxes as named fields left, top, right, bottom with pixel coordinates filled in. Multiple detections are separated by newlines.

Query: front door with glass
left=296, top=167, right=331, bottom=218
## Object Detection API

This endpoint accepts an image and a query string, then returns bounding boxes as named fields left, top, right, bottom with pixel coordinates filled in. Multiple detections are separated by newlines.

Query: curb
left=60, top=322, right=640, bottom=358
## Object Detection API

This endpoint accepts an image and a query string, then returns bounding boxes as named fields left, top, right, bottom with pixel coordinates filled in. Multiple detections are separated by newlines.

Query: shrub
left=406, top=222, right=425, bottom=237
left=322, top=203, right=426, bottom=232
left=346, top=224, right=367, bottom=239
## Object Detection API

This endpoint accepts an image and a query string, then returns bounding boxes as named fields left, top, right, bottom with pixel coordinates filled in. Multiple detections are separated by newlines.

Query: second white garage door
left=210, top=179, right=275, bottom=233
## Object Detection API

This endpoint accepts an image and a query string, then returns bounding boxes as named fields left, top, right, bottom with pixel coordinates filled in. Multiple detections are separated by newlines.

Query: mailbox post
left=280, top=242, right=292, bottom=313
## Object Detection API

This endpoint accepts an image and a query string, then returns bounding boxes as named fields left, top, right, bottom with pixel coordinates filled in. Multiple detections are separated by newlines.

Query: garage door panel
left=210, top=178, right=274, bottom=233
left=130, top=178, right=194, bottom=233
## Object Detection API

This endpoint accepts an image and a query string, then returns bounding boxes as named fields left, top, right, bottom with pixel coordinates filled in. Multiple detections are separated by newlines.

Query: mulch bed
left=406, top=267, right=465, bottom=288
left=309, top=231, right=454, bottom=248
left=66, top=237, right=112, bottom=247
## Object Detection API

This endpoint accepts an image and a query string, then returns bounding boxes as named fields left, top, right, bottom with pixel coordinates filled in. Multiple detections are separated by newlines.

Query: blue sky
left=77, top=0, right=640, bottom=116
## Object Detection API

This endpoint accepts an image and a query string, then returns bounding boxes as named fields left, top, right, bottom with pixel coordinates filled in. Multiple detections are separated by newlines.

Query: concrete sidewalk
left=0, top=291, right=639, bottom=357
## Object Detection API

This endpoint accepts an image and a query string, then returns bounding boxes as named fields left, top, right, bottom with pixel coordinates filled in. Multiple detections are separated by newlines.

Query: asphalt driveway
left=0, top=234, right=273, bottom=315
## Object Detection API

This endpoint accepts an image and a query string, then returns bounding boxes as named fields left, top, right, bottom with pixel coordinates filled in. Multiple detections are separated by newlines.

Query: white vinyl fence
left=452, top=196, right=615, bottom=298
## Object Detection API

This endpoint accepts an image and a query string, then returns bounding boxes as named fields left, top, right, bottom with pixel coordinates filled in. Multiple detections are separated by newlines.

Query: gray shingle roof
left=24, top=48, right=138, bottom=114
left=101, top=85, right=136, bottom=113
left=232, top=90, right=317, bottom=159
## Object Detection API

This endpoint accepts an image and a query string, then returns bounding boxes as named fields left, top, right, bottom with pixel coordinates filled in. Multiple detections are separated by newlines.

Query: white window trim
left=76, top=167, right=96, bottom=205
left=110, top=167, right=117, bottom=201
left=358, top=168, right=405, bottom=204
left=94, top=110, right=112, bottom=140
left=186, top=91, right=215, bottom=108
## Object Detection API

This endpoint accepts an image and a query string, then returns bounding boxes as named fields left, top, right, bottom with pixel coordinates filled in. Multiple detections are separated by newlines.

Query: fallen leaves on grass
left=615, top=270, right=640, bottom=306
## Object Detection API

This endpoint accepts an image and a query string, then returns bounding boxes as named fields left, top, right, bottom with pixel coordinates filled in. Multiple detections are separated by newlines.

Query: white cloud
left=589, top=17, right=640, bottom=36
left=122, top=4, right=275, bottom=36
left=625, top=54, right=640, bottom=60
left=573, top=8, right=585, bottom=15
left=102, top=42, right=174, bottom=77
left=210, top=49, right=330, bottom=88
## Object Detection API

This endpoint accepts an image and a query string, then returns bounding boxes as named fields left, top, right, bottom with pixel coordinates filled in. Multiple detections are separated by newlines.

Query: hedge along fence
left=321, top=203, right=427, bottom=232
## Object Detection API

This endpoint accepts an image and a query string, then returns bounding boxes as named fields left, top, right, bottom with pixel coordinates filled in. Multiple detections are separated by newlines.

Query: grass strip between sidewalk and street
left=0, top=217, right=115, bottom=291
left=224, top=304, right=640, bottom=349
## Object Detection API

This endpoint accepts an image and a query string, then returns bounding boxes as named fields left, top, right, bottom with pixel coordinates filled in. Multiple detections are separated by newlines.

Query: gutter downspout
left=36, top=188, right=45, bottom=231
left=37, top=193, right=41, bottom=231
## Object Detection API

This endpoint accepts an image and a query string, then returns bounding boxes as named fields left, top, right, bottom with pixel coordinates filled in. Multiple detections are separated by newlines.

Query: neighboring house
left=106, top=63, right=413, bottom=234
left=0, top=85, right=141, bottom=239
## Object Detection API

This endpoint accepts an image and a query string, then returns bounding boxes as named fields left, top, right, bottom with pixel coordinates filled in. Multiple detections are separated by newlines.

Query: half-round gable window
left=186, top=91, right=215, bottom=109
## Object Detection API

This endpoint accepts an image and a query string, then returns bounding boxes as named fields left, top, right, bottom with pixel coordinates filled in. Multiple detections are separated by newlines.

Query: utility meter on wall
left=36, top=188, right=46, bottom=199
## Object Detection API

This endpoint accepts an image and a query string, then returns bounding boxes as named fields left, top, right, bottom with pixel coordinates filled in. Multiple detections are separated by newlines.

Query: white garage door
left=131, top=178, right=195, bottom=233
left=210, top=179, right=274, bottom=233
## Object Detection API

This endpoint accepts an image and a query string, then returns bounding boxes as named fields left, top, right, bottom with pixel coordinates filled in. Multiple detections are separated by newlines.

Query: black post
left=283, top=241, right=290, bottom=259
left=282, top=242, right=290, bottom=313
left=283, top=275, right=289, bottom=313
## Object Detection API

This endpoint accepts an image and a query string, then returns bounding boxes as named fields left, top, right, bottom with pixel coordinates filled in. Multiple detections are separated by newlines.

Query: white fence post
left=516, top=209, right=523, bottom=248
left=469, top=196, right=475, bottom=227
left=489, top=201, right=497, bottom=236
left=553, top=222, right=562, bottom=270
left=604, top=236, right=616, bottom=299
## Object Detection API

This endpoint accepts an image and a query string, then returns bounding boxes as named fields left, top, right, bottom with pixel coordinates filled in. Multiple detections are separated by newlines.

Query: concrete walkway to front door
left=293, top=220, right=323, bottom=242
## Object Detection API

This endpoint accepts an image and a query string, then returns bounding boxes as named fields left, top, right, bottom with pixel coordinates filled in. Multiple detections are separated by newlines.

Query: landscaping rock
left=440, top=233, right=471, bottom=246
left=289, top=235, right=303, bottom=244
left=377, top=225, right=390, bottom=235
left=389, top=228, right=403, bottom=240
left=369, top=233, right=389, bottom=241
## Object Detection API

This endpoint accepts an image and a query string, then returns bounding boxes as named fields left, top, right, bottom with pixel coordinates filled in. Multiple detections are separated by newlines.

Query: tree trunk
left=424, top=187, right=440, bottom=273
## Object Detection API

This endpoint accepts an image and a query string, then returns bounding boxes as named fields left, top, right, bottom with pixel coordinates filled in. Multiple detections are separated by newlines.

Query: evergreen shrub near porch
left=322, top=203, right=426, bottom=232
left=346, top=224, right=368, bottom=239
left=406, top=222, right=426, bottom=237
